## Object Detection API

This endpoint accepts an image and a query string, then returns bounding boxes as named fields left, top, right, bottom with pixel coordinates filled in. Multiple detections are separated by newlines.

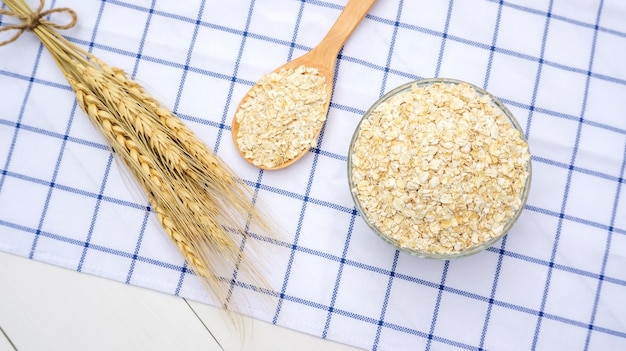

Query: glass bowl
left=347, top=78, right=532, bottom=259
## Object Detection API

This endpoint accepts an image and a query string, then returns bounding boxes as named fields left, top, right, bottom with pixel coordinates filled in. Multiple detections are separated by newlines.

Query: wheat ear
left=1, top=0, right=280, bottom=321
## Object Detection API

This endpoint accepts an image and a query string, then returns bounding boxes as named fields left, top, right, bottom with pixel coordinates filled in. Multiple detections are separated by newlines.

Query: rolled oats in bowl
left=348, top=78, right=531, bottom=259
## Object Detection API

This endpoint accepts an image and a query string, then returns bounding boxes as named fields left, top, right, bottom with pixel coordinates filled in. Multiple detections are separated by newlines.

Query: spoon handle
left=315, top=0, right=377, bottom=58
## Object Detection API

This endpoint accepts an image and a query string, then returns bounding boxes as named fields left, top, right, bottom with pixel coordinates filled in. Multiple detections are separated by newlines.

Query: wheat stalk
left=1, top=0, right=279, bottom=320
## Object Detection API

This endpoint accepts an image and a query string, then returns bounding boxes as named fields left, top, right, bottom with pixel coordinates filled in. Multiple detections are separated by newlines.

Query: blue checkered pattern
left=1, top=0, right=625, bottom=350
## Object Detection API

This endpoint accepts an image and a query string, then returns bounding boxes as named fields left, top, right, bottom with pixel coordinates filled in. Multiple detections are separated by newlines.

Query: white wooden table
left=0, top=251, right=361, bottom=351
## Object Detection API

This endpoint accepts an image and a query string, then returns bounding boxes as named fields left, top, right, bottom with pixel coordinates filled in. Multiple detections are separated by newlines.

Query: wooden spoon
left=232, top=0, right=377, bottom=170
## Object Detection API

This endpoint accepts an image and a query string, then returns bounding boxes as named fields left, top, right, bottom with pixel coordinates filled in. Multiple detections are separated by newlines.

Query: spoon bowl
left=232, top=0, right=377, bottom=170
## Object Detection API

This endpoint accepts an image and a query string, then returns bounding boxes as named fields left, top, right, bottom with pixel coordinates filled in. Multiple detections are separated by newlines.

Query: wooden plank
left=0, top=326, right=17, bottom=351
left=186, top=300, right=363, bottom=351
left=0, top=252, right=222, bottom=351
left=0, top=251, right=362, bottom=350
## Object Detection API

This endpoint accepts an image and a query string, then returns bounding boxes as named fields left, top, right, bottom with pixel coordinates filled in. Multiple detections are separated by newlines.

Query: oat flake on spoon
left=235, top=65, right=327, bottom=169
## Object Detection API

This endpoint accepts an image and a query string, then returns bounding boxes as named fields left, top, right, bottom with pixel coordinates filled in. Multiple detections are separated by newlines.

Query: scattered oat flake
left=351, top=81, right=530, bottom=255
left=235, top=65, right=327, bottom=168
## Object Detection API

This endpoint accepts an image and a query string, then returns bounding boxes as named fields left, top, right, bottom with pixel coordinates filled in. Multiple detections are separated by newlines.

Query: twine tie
left=0, top=0, right=76, bottom=46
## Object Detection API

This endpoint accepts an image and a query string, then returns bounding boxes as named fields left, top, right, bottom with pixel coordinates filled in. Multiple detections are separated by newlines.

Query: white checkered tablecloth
left=1, top=0, right=625, bottom=350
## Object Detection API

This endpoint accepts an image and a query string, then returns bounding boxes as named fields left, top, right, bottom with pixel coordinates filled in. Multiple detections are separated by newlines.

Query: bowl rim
left=347, top=77, right=532, bottom=259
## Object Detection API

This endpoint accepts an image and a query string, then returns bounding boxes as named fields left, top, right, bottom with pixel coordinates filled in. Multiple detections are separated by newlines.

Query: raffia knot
left=0, top=0, right=76, bottom=46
